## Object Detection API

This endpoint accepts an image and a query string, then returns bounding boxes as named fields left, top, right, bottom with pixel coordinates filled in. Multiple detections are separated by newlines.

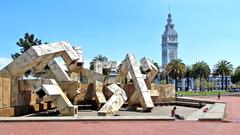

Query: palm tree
left=161, top=65, right=169, bottom=84
left=192, top=61, right=211, bottom=91
left=166, top=59, right=186, bottom=91
left=185, top=66, right=192, bottom=91
left=213, top=60, right=233, bottom=90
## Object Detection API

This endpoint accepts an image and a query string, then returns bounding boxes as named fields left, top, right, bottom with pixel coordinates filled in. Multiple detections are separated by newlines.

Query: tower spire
left=168, top=4, right=171, bottom=14
left=161, top=3, right=178, bottom=67
left=168, top=0, right=172, bottom=23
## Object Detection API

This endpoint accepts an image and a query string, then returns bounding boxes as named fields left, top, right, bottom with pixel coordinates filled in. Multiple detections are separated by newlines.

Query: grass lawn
left=176, top=90, right=229, bottom=96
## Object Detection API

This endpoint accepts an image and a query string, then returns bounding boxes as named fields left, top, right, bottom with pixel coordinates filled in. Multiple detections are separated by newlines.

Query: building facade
left=160, top=13, right=232, bottom=91
left=162, top=13, right=178, bottom=68
left=177, top=75, right=232, bottom=91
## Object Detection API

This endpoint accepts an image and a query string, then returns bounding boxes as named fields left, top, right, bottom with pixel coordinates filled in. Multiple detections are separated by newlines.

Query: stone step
left=199, top=103, right=226, bottom=121
left=185, top=104, right=214, bottom=120
left=173, top=101, right=204, bottom=107
left=176, top=97, right=225, bottom=104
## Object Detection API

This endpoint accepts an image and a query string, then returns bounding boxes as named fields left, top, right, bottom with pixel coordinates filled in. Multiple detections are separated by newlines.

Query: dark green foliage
left=192, top=61, right=211, bottom=91
left=185, top=66, right=192, bottom=91
left=213, top=60, right=233, bottom=90
left=231, top=66, right=240, bottom=84
left=11, top=33, right=47, bottom=77
left=166, top=59, right=186, bottom=91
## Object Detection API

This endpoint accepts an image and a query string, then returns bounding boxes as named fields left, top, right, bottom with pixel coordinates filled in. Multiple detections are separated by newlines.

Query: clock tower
left=162, top=13, right=178, bottom=68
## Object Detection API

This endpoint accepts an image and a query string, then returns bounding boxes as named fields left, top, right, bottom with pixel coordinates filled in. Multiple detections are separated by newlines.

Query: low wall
left=0, top=79, right=56, bottom=116
left=0, top=77, right=13, bottom=116
left=151, top=84, right=175, bottom=102
left=103, top=83, right=175, bottom=103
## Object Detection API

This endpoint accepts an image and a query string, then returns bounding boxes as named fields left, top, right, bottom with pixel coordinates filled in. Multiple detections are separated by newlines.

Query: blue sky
left=0, top=0, right=240, bottom=70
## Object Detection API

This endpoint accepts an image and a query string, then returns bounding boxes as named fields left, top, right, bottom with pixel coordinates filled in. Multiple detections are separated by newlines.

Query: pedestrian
left=218, top=92, right=220, bottom=100
left=171, top=106, right=184, bottom=120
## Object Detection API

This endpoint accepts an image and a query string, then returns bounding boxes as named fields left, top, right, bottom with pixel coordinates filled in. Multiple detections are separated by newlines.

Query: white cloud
left=0, top=57, right=12, bottom=69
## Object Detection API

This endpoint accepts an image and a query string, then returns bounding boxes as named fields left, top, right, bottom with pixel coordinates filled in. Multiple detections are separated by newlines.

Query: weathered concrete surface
left=48, top=59, right=83, bottom=103
left=18, top=79, right=81, bottom=104
left=0, top=108, right=14, bottom=117
left=115, top=61, right=129, bottom=83
left=48, top=59, right=71, bottom=81
left=98, top=84, right=127, bottom=116
left=125, top=54, right=154, bottom=111
left=0, top=41, right=83, bottom=107
left=76, top=68, right=106, bottom=83
left=102, top=61, right=117, bottom=69
left=186, top=104, right=214, bottom=120
left=93, top=61, right=106, bottom=108
left=0, top=77, right=11, bottom=108
left=0, top=41, right=81, bottom=77
left=34, top=79, right=77, bottom=116
left=140, top=57, right=158, bottom=83
left=176, top=97, right=226, bottom=104
left=150, top=84, right=175, bottom=102
left=199, top=103, right=226, bottom=121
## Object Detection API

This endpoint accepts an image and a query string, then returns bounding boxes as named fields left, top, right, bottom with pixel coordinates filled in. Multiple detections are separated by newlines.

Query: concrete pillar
left=94, top=61, right=106, bottom=108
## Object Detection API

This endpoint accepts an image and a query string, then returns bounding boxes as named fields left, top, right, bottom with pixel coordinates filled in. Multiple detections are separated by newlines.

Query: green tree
left=192, top=61, right=210, bottom=91
left=11, top=33, right=47, bottom=77
left=194, top=79, right=200, bottom=90
left=185, top=66, right=192, bottom=91
left=166, top=59, right=186, bottom=91
left=89, top=55, right=110, bottom=75
left=11, top=33, right=45, bottom=59
left=161, top=65, right=169, bottom=84
left=231, top=66, right=240, bottom=84
left=213, top=60, right=233, bottom=90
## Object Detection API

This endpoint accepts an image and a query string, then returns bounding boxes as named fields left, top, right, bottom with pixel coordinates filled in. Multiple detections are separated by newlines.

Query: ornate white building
left=162, top=13, right=178, bottom=67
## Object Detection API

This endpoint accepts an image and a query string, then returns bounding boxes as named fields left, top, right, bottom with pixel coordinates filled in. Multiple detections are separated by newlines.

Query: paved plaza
left=0, top=96, right=239, bottom=135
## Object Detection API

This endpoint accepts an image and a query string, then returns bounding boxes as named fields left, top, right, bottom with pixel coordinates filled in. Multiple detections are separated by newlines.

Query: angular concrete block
left=2, top=78, right=11, bottom=108
left=73, top=46, right=84, bottom=64
left=98, top=84, right=127, bottom=116
left=0, top=78, right=2, bottom=108
left=0, top=107, right=14, bottom=117
left=0, top=41, right=82, bottom=78
left=115, top=54, right=154, bottom=111
left=95, top=91, right=107, bottom=107
left=149, top=90, right=159, bottom=102
left=48, top=59, right=71, bottom=81
left=93, top=61, right=106, bottom=107
left=115, top=61, right=129, bottom=83
left=126, top=54, right=154, bottom=111
left=140, top=57, right=158, bottom=83
left=33, top=79, right=77, bottom=116
left=80, top=68, right=106, bottom=83
left=11, top=78, right=19, bottom=106
left=102, top=61, right=117, bottom=69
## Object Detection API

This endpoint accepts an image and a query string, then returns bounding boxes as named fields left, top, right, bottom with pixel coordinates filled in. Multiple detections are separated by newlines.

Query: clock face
left=169, top=49, right=176, bottom=60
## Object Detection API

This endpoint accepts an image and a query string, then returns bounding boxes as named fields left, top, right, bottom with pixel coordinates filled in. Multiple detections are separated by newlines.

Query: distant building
left=177, top=75, right=232, bottom=91
left=162, top=13, right=178, bottom=68
left=208, top=75, right=231, bottom=90
left=160, top=13, right=232, bottom=91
